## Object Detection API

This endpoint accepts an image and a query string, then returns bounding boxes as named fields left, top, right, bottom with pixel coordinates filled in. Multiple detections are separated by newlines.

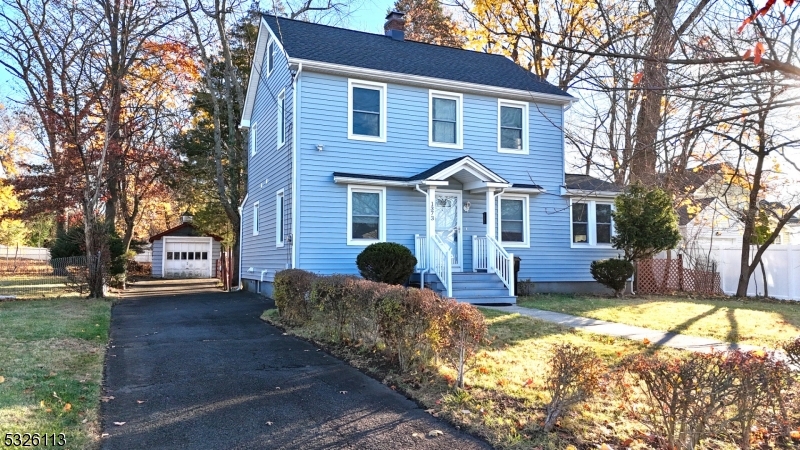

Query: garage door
left=164, top=239, right=211, bottom=278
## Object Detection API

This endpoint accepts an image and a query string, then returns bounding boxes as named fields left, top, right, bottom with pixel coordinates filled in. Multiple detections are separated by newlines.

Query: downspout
left=260, top=269, right=269, bottom=282
left=237, top=204, right=244, bottom=291
left=291, top=63, right=302, bottom=269
left=414, top=184, right=429, bottom=288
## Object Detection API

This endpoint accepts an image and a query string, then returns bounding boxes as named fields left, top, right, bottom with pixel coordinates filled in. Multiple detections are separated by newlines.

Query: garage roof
left=149, top=223, right=224, bottom=243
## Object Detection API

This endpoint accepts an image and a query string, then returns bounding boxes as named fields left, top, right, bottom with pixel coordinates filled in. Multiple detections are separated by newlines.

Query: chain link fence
left=0, top=256, right=89, bottom=298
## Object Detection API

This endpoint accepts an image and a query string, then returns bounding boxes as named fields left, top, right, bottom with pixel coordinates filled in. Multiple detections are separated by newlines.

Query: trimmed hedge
left=590, top=258, right=633, bottom=297
left=273, top=269, right=317, bottom=326
left=356, top=242, right=417, bottom=285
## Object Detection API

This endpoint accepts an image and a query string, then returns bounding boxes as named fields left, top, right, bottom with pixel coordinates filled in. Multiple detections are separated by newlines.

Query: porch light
left=181, top=211, right=194, bottom=223
left=463, top=201, right=471, bottom=212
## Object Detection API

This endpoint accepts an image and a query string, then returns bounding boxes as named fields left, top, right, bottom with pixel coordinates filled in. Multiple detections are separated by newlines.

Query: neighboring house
left=149, top=212, right=222, bottom=278
left=673, top=164, right=799, bottom=251
left=238, top=12, right=621, bottom=303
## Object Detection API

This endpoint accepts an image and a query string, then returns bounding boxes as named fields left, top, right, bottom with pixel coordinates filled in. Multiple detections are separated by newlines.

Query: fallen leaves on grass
left=63, top=403, right=71, bottom=412
left=0, top=376, right=4, bottom=383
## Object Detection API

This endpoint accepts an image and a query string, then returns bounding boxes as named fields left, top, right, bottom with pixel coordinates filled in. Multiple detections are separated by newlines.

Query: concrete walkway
left=485, top=305, right=779, bottom=354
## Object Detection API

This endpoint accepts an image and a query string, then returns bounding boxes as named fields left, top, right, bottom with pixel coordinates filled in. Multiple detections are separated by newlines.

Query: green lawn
left=518, top=294, right=800, bottom=349
left=0, top=299, right=111, bottom=450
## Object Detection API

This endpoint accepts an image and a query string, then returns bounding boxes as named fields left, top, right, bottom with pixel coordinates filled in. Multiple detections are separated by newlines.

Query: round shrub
left=356, top=242, right=417, bottom=285
left=590, top=258, right=633, bottom=297
left=273, top=269, right=317, bottom=326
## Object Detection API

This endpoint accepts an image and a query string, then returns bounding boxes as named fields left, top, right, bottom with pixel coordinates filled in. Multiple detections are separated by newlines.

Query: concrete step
left=455, top=296, right=516, bottom=305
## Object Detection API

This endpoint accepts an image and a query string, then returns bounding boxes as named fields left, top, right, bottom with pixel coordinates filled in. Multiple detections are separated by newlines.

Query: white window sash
left=347, top=79, right=387, bottom=143
left=346, top=185, right=387, bottom=246
left=277, top=90, right=286, bottom=147
left=253, top=201, right=259, bottom=236
left=497, top=194, right=530, bottom=248
left=428, top=90, right=463, bottom=149
left=276, top=190, right=285, bottom=247
left=497, top=99, right=529, bottom=154
left=570, top=200, right=615, bottom=247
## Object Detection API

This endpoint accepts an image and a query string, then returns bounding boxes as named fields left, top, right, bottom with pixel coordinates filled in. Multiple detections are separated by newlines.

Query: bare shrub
left=436, top=300, right=487, bottom=389
left=783, top=337, right=800, bottom=367
left=625, top=352, right=737, bottom=450
left=542, top=344, right=605, bottom=432
left=310, top=275, right=360, bottom=341
left=273, top=269, right=317, bottom=326
left=727, top=351, right=793, bottom=449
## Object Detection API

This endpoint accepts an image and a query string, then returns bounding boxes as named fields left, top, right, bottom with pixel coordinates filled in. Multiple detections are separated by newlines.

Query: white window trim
left=497, top=99, right=529, bottom=155
left=346, top=185, right=387, bottom=246
left=347, top=79, right=387, bottom=143
left=569, top=199, right=615, bottom=248
left=266, top=41, right=274, bottom=77
left=428, top=90, right=463, bottom=149
left=276, top=189, right=285, bottom=247
left=250, top=123, right=257, bottom=157
left=498, top=194, right=530, bottom=248
left=277, top=89, right=286, bottom=148
left=252, top=201, right=260, bottom=236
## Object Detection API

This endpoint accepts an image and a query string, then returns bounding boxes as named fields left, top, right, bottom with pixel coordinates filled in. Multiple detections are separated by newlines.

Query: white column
left=486, top=190, right=495, bottom=238
left=428, top=186, right=437, bottom=238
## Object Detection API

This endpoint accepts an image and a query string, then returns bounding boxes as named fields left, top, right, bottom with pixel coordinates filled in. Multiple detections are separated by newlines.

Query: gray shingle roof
left=263, top=15, right=571, bottom=98
left=564, top=174, right=621, bottom=192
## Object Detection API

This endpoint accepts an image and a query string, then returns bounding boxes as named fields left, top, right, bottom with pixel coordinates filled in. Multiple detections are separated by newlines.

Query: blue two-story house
left=238, top=12, right=622, bottom=303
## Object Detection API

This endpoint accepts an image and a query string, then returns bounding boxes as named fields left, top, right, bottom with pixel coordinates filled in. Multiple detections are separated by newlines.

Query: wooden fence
left=637, top=256, right=722, bottom=295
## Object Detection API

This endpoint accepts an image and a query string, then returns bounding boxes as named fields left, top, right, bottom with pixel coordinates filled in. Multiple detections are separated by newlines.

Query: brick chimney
left=384, top=11, right=405, bottom=41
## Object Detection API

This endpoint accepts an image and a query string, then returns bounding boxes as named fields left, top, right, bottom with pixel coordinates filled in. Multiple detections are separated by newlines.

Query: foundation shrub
left=437, top=300, right=487, bottom=389
left=346, top=279, right=389, bottom=346
left=624, top=352, right=738, bottom=450
left=356, top=242, right=417, bottom=285
left=590, top=258, right=633, bottom=297
left=273, top=269, right=317, bottom=326
left=542, top=344, right=605, bottom=432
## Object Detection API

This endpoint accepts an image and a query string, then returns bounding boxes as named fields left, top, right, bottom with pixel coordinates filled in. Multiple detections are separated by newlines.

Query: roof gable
left=149, top=223, right=223, bottom=243
left=261, top=14, right=570, bottom=99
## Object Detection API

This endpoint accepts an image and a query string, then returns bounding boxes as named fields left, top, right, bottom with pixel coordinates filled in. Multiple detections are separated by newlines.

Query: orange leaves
left=496, top=378, right=510, bottom=387
left=642, top=338, right=651, bottom=346
left=754, top=42, right=765, bottom=64
left=477, top=366, right=489, bottom=374
left=632, top=72, right=644, bottom=85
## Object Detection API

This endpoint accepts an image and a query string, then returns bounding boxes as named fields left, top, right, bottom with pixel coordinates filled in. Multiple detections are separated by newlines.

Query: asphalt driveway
left=101, top=285, right=490, bottom=449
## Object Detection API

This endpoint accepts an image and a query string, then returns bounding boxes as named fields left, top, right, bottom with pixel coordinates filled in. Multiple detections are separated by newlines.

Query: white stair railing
left=430, top=235, right=453, bottom=298
left=485, top=235, right=514, bottom=296
left=472, top=236, right=488, bottom=272
left=414, top=234, right=428, bottom=271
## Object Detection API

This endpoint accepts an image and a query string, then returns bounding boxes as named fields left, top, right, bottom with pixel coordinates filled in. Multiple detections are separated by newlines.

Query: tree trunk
left=735, top=115, right=767, bottom=297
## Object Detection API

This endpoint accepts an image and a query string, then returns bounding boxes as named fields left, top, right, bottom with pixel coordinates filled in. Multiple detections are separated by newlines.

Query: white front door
left=435, top=191, right=463, bottom=272
left=164, top=239, right=211, bottom=278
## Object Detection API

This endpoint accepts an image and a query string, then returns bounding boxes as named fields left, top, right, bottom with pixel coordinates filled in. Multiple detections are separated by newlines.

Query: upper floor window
left=277, top=90, right=286, bottom=147
left=571, top=200, right=614, bottom=246
left=348, top=79, right=387, bottom=142
left=266, top=41, right=275, bottom=76
left=347, top=185, right=386, bottom=245
left=429, top=91, right=463, bottom=149
left=498, top=100, right=529, bottom=154
left=498, top=194, right=529, bottom=247
left=250, top=123, right=257, bottom=157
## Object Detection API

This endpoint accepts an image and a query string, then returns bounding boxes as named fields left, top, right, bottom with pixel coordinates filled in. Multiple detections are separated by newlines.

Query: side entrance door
left=435, top=191, right=463, bottom=272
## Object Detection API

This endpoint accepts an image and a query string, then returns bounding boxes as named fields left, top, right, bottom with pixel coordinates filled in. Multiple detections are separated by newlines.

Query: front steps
left=416, top=272, right=516, bottom=305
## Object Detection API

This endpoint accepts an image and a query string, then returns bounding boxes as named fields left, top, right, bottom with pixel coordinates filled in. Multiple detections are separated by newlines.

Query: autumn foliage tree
left=392, top=0, right=464, bottom=48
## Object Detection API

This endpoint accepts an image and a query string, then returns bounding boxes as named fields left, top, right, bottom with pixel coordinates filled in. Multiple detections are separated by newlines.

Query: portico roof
left=333, top=156, right=543, bottom=192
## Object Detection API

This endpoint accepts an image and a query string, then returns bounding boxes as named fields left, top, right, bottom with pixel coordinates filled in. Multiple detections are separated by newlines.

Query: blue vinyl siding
left=152, top=240, right=163, bottom=277
left=240, top=36, right=294, bottom=281
left=294, top=72, right=620, bottom=281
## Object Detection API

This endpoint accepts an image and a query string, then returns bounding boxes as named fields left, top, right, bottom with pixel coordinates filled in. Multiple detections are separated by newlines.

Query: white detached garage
left=149, top=213, right=222, bottom=279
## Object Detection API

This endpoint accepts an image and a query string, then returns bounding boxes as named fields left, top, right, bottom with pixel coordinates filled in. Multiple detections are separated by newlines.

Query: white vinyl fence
left=0, top=245, right=50, bottom=261
left=711, top=244, right=800, bottom=301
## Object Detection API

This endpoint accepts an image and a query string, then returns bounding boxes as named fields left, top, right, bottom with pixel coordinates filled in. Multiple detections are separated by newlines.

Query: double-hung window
left=277, top=90, right=286, bottom=147
left=266, top=41, right=274, bottom=76
left=252, top=201, right=259, bottom=236
left=498, top=100, right=528, bottom=154
left=429, top=91, right=462, bottom=148
left=348, top=80, right=387, bottom=142
left=347, top=186, right=386, bottom=245
left=250, top=123, right=257, bottom=157
left=276, top=190, right=284, bottom=247
left=498, top=194, right=529, bottom=247
left=571, top=200, right=614, bottom=246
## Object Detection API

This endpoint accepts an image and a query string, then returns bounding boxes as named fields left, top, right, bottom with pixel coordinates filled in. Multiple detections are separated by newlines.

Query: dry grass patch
left=518, top=294, right=800, bottom=349
left=0, top=299, right=110, bottom=450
